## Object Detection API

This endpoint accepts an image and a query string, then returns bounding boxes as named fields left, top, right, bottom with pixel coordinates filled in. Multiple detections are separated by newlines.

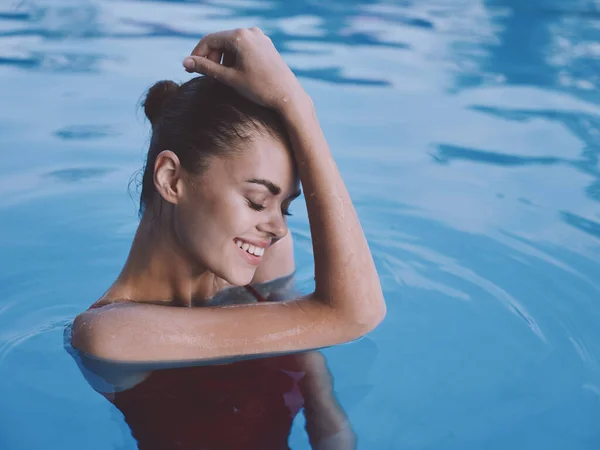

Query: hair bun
left=143, top=80, right=180, bottom=126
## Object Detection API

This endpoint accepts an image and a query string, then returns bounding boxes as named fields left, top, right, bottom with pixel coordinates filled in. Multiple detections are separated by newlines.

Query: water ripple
left=560, top=211, right=600, bottom=240
left=433, top=144, right=565, bottom=167
left=494, top=231, right=600, bottom=290
left=380, top=239, right=546, bottom=341
left=2, top=0, right=600, bottom=447
left=53, top=125, right=117, bottom=140
left=0, top=305, right=75, bottom=366
left=0, top=165, right=131, bottom=208
left=378, top=250, right=471, bottom=301
left=0, top=0, right=411, bottom=85
left=46, top=167, right=115, bottom=182
left=0, top=51, right=109, bottom=72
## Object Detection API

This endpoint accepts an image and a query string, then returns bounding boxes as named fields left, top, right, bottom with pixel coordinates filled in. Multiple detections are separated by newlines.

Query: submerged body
left=86, top=286, right=305, bottom=450
left=108, top=355, right=305, bottom=450
left=69, top=281, right=349, bottom=450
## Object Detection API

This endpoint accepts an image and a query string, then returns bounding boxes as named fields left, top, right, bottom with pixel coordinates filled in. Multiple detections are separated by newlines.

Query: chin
left=219, top=267, right=255, bottom=287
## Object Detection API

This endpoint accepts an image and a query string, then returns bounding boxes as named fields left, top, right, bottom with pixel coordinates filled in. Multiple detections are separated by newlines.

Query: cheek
left=185, top=193, right=255, bottom=247
left=174, top=203, right=209, bottom=253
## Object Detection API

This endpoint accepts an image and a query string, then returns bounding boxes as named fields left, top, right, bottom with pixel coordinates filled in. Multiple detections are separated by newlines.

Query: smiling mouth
left=234, top=239, right=265, bottom=257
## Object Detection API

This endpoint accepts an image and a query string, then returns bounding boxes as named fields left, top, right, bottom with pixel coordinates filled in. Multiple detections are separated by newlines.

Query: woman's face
left=173, top=134, right=300, bottom=286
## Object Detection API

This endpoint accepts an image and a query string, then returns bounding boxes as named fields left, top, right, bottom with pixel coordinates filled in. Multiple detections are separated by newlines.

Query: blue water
left=1, top=0, right=600, bottom=448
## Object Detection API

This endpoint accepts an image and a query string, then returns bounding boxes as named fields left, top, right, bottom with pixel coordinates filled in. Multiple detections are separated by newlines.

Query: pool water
left=1, top=0, right=600, bottom=448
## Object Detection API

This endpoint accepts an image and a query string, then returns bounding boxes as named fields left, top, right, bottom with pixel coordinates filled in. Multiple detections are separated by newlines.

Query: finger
left=189, top=29, right=245, bottom=58
left=183, top=56, right=234, bottom=83
left=206, top=49, right=222, bottom=65
left=222, top=50, right=236, bottom=68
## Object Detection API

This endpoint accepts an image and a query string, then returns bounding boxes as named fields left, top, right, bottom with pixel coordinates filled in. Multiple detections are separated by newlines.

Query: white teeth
left=235, top=240, right=264, bottom=257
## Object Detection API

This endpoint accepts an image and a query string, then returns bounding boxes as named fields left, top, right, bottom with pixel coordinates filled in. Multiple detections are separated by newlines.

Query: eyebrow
left=246, top=178, right=301, bottom=199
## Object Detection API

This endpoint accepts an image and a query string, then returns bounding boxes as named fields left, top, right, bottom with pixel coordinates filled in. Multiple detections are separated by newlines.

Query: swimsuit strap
left=244, top=284, right=267, bottom=303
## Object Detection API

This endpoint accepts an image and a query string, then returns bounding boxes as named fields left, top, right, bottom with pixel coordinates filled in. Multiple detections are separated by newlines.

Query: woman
left=69, top=27, right=386, bottom=450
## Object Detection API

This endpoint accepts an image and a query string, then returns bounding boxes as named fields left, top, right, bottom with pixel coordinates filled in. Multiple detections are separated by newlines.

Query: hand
left=183, top=27, right=307, bottom=112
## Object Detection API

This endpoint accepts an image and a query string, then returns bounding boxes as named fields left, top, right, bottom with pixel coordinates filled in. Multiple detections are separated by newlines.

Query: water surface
left=1, top=0, right=600, bottom=449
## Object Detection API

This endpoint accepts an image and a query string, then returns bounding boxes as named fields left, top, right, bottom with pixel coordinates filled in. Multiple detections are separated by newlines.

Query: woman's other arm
left=298, top=352, right=356, bottom=450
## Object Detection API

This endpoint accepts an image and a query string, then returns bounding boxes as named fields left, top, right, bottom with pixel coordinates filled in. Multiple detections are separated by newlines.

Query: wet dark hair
left=138, top=76, right=291, bottom=217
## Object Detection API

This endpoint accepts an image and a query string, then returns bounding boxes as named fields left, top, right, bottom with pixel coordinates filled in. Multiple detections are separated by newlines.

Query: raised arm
left=71, top=28, right=385, bottom=364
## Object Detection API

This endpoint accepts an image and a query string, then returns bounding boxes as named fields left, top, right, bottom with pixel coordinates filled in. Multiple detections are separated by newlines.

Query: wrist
left=276, top=89, right=314, bottom=118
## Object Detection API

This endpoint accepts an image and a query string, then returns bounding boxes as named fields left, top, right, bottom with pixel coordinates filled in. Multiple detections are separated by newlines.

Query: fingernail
left=183, top=57, right=195, bottom=71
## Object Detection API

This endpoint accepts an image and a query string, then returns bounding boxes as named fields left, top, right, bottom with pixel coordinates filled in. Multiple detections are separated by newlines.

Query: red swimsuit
left=98, top=286, right=306, bottom=450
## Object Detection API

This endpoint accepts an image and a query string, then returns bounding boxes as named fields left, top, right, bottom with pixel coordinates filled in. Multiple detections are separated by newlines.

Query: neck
left=103, top=212, right=231, bottom=307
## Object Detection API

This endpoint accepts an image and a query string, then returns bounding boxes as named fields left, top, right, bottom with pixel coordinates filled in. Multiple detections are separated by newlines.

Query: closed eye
left=246, top=197, right=294, bottom=216
left=246, top=199, right=265, bottom=212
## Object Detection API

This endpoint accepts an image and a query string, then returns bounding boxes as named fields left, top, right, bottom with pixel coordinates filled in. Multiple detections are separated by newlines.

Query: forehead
left=211, top=136, right=298, bottom=190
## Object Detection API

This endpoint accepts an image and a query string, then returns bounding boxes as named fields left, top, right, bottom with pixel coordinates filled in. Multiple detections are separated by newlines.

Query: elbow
left=372, top=301, right=387, bottom=329
left=360, top=302, right=387, bottom=334
left=342, top=299, right=387, bottom=341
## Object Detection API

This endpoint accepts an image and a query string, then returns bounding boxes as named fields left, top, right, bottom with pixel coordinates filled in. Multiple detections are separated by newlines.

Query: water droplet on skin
left=282, top=97, right=289, bottom=103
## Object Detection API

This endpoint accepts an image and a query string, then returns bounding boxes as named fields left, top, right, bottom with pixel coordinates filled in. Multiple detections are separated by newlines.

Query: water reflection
left=560, top=211, right=600, bottom=240
left=53, top=125, right=117, bottom=140
left=452, top=0, right=600, bottom=96
left=492, top=0, right=599, bottom=92
left=430, top=0, right=600, bottom=252
left=463, top=107, right=600, bottom=208
left=47, top=167, right=115, bottom=182
left=0, top=52, right=108, bottom=72
left=0, top=0, right=409, bottom=84
left=433, top=144, right=564, bottom=166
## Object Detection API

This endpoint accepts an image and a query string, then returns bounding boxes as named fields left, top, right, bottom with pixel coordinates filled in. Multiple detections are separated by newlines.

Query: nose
left=257, top=211, right=288, bottom=241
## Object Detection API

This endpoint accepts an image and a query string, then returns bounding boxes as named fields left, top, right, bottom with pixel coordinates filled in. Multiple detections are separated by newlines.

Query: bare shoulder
left=71, top=303, right=131, bottom=357
left=67, top=309, right=152, bottom=393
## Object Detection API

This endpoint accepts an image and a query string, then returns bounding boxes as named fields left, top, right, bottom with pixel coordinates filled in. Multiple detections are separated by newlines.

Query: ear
left=153, top=150, right=184, bottom=205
